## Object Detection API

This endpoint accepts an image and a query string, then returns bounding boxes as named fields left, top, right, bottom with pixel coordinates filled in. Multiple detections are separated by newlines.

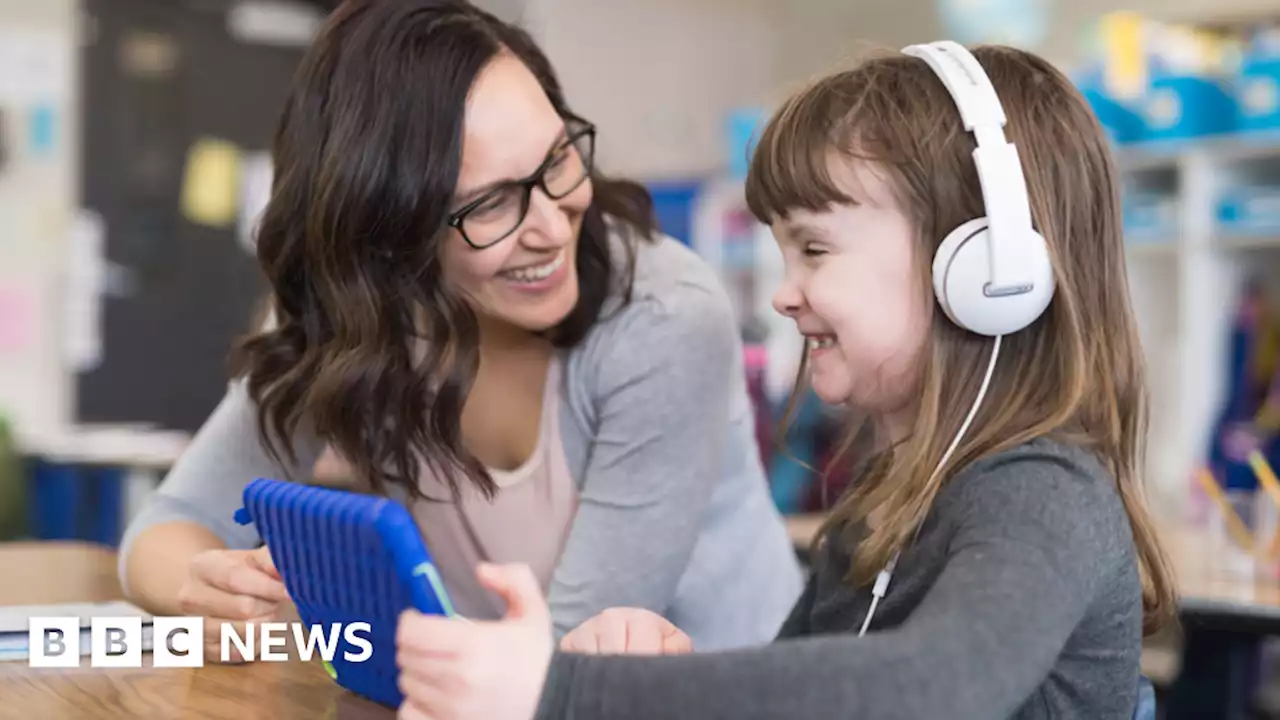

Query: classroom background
left=1, top=0, right=1280, bottom=717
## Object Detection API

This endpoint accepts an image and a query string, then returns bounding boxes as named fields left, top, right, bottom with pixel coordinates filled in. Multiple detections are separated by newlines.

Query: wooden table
left=1155, top=520, right=1280, bottom=630
left=0, top=542, right=395, bottom=719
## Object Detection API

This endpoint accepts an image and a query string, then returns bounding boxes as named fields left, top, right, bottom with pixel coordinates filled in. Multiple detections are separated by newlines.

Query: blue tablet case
left=232, top=477, right=453, bottom=708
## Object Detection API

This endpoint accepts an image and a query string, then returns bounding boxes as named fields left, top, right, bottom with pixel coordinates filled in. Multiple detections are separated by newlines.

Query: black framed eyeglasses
left=447, top=115, right=596, bottom=249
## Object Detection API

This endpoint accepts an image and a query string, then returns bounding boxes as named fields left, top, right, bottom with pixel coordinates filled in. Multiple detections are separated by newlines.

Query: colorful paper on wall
left=180, top=137, right=242, bottom=228
left=0, top=30, right=71, bottom=103
left=936, top=0, right=1049, bottom=49
left=64, top=210, right=105, bottom=372
left=1100, top=12, right=1147, bottom=100
left=120, top=31, right=178, bottom=79
left=27, top=104, right=55, bottom=157
left=0, top=284, right=34, bottom=352
left=237, top=151, right=274, bottom=254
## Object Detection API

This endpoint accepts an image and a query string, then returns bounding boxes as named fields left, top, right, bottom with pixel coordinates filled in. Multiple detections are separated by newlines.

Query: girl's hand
left=396, top=563, right=552, bottom=720
left=560, top=608, right=692, bottom=656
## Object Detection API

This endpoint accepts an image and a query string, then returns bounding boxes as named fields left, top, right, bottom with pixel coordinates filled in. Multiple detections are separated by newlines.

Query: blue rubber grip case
left=233, top=477, right=453, bottom=708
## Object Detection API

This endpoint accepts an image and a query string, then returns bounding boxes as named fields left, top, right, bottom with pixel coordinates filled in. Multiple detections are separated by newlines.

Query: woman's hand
left=560, top=608, right=692, bottom=656
left=396, top=564, right=553, bottom=720
left=175, top=545, right=288, bottom=663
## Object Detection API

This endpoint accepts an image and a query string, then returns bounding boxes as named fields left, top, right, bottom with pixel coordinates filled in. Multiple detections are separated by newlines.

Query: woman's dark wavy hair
left=229, top=0, right=656, bottom=501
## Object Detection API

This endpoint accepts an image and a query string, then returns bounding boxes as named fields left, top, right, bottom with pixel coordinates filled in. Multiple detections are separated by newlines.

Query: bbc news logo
left=28, top=617, right=373, bottom=667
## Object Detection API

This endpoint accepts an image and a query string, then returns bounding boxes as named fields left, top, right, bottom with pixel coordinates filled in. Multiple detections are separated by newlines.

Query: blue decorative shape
left=936, top=0, right=1052, bottom=48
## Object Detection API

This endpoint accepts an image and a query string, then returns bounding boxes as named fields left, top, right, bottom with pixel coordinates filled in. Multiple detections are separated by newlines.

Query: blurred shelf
left=15, top=424, right=190, bottom=469
left=1195, top=133, right=1280, bottom=165
left=1124, top=235, right=1280, bottom=253
left=1125, top=240, right=1180, bottom=257
left=1112, top=131, right=1280, bottom=511
left=1217, top=234, right=1280, bottom=251
left=1115, top=145, right=1182, bottom=174
left=1117, top=131, right=1280, bottom=172
left=1173, top=7, right=1280, bottom=32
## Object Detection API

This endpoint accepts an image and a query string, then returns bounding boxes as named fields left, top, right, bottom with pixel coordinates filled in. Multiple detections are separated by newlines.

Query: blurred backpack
left=1207, top=281, right=1280, bottom=493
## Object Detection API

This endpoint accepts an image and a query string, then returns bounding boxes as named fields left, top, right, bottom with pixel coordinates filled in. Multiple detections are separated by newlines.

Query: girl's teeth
left=504, top=253, right=564, bottom=283
left=809, top=336, right=836, bottom=351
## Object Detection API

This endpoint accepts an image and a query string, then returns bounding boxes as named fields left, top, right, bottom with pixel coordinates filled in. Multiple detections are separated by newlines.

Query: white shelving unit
left=1118, top=134, right=1280, bottom=519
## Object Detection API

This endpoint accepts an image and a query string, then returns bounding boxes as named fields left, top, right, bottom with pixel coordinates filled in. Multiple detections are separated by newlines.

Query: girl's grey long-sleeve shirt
left=536, top=438, right=1146, bottom=719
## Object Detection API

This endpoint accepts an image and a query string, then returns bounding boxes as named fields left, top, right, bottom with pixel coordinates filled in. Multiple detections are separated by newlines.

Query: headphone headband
left=901, top=41, right=1036, bottom=296
left=901, top=41, right=1006, bottom=141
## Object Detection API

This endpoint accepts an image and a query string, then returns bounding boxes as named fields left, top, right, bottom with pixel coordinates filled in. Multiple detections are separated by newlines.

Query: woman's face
left=440, top=54, right=594, bottom=336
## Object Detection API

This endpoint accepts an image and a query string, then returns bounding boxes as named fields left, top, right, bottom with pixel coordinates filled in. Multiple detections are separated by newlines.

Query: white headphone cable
left=858, top=334, right=1003, bottom=637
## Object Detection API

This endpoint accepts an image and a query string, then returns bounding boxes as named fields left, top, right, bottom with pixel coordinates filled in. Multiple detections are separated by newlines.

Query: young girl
left=118, top=0, right=802, bottom=660
left=393, top=42, right=1176, bottom=719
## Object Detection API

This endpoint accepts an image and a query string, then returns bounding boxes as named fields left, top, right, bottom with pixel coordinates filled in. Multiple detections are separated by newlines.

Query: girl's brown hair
left=745, top=44, right=1175, bottom=635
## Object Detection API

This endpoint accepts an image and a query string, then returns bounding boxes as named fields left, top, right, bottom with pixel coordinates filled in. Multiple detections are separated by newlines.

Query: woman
left=118, top=0, right=802, bottom=657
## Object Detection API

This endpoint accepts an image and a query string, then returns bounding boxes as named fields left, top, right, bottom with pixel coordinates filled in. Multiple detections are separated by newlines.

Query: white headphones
left=902, top=40, right=1055, bottom=337
left=855, top=42, right=1054, bottom=638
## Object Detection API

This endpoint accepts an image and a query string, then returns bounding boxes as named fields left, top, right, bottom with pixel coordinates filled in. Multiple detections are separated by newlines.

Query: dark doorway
left=76, top=0, right=306, bottom=432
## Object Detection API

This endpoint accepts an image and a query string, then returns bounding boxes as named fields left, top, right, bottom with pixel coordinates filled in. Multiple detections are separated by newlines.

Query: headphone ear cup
left=932, top=217, right=1055, bottom=337
left=931, top=218, right=985, bottom=329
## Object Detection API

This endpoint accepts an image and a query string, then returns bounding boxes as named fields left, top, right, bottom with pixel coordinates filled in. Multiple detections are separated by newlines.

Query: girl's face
left=440, top=54, right=594, bottom=337
left=771, top=157, right=930, bottom=422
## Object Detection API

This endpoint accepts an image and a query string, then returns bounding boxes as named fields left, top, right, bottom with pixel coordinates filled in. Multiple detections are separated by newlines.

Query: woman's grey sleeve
left=545, top=286, right=742, bottom=637
left=117, top=379, right=324, bottom=591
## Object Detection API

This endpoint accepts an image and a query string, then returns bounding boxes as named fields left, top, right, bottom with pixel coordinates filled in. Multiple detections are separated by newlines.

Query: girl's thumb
left=476, top=563, right=547, bottom=622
